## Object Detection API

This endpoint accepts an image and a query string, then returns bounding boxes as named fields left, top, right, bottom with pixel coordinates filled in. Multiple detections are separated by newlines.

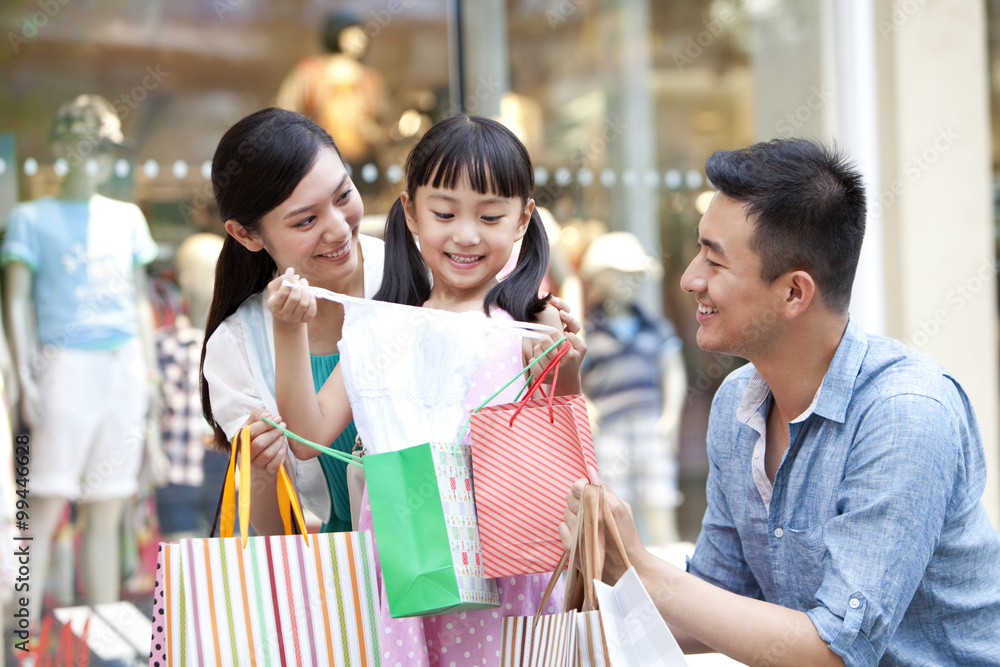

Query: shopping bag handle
left=534, top=484, right=632, bottom=624
left=262, top=417, right=364, bottom=467
left=211, top=425, right=310, bottom=547
left=508, top=341, right=572, bottom=426
left=452, top=335, right=569, bottom=449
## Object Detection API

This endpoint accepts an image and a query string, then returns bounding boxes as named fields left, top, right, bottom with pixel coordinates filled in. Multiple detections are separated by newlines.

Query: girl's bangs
left=412, top=122, right=532, bottom=200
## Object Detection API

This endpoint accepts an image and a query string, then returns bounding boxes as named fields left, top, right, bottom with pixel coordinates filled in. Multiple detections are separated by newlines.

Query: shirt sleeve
left=203, top=318, right=263, bottom=440
left=806, top=392, right=960, bottom=666
left=686, top=388, right=764, bottom=600
left=1, top=205, right=38, bottom=270
left=130, top=204, right=159, bottom=266
left=203, top=311, right=333, bottom=524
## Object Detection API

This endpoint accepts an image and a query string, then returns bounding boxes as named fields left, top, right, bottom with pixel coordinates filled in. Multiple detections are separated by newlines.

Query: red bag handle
left=509, top=341, right=572, bottom=426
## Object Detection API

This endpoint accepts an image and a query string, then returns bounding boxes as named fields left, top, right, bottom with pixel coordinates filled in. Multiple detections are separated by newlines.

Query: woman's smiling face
left=250, top=147, right=364, bottom=289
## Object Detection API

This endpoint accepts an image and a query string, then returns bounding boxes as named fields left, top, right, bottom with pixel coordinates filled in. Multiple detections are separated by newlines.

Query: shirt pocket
left=785, top=524, right=827, bottom=609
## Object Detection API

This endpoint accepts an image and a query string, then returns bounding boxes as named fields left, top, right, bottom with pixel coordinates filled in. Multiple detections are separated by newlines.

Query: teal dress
left=310, top=353, right=357, bottom=533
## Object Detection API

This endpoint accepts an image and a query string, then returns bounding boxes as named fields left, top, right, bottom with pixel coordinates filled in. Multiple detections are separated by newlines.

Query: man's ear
left=515, top=198, right=535, bottom=241
left=782, top=270, right=817, bottom=318
left=400, top=191, right=419, bottom=236
left=224, top=219, right=264, bottom=252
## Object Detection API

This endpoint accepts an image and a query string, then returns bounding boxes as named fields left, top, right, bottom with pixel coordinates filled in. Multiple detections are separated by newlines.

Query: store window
left=1, top=0, right=759, bottom=549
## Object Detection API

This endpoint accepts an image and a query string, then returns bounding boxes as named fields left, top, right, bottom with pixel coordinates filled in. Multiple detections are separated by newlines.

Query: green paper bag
left=365, top=441, right=499, bottom=618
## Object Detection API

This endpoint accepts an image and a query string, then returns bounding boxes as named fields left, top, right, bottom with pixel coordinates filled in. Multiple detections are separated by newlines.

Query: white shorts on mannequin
left=31, top=337, right=148, bottom=501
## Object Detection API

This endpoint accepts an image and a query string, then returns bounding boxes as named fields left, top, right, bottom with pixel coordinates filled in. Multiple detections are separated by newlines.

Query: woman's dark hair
left=374, top=114, right=549, bottom=323
left=705, top=139, right=866, bottom=314
left=199, top=107, right=340, bottom=449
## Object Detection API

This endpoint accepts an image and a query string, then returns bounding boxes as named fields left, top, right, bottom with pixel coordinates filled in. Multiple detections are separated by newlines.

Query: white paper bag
left=594, top=566, right=687, bottom=666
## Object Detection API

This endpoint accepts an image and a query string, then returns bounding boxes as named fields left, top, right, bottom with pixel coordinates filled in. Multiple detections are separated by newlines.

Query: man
left=563, top=139, right=1000, bottom=665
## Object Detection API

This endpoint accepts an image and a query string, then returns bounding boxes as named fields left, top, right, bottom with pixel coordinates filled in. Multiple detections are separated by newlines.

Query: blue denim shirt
left=687, top=318, right=1000, bottom=666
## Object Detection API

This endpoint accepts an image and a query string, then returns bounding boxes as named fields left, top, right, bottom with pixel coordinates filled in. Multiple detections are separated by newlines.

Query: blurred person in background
left=579, top=231, right=685, bottom=546
left=1, top=95, right=167, bottom=627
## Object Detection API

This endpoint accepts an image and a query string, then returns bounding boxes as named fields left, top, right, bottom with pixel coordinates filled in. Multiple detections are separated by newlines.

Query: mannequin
left=276, top=10, right=389, bottom=166
left=154, top=233, right=228, bottom=542
left=579, top=232, right=686, bottom=546
left=2, top=95, right=164, bottom=625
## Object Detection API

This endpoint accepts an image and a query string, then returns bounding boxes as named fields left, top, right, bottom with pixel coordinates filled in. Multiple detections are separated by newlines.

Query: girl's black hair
left=199, top=107, right=341, bottom=450
left=374, top=114, right=549, bottom=323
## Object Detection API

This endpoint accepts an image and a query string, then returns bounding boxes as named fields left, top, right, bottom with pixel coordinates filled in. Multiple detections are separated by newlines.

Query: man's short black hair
left=705, top=139, right=867, bottom=313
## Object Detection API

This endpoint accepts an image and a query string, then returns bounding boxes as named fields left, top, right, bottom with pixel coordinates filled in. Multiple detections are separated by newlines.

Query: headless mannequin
left=275, top=15, right=388, bottom=166
left=155, top=233, right=223, bottom=542
left=584, top=268, right=686, bottom=545
left=5, top=144, right=163, bottom=624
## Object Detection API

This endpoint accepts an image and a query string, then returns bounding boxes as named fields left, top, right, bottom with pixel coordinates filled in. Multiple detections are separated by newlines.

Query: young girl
left=268, top=114, right=583, bottom=666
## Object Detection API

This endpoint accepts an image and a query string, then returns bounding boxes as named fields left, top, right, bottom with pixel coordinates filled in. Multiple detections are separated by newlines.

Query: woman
left=200, top=107, right=382, bottom=533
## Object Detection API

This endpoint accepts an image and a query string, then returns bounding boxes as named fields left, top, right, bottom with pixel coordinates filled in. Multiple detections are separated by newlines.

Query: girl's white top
left=302, top=285, right=552, bottom=454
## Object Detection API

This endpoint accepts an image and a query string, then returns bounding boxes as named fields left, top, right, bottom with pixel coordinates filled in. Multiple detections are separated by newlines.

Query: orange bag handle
left=213, top=426, right=309, bottom=547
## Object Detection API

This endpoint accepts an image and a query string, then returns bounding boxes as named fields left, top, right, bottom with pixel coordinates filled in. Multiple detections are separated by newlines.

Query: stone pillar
left=874, top=0, right=999, bottom=526
left=459, top=0, right=509, bottom=118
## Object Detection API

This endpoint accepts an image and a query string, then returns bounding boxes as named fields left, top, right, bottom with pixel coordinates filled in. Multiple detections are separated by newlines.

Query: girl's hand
left=242, top=408, right=288, bottom=474
left=530, top=329, right=587, bottom=396
left=267, top=267, right=317, bottom=325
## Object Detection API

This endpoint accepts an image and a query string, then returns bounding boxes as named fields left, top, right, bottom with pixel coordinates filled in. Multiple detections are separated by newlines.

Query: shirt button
left=773, top=528, right=784, bottom=538
left=849, top=598, right=860, bottom=609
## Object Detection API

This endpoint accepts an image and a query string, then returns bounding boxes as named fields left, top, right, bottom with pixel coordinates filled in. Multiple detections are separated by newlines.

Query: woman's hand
left=267, top=267, right=317, bottom=325
left=242, top=408, right=288, bottom=474
left=547, top=295, right=582, bottom=335
left=529, top=329, right=587, bottom=396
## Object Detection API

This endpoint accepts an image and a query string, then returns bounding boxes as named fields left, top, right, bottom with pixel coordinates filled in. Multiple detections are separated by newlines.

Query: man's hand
left=560, top=471, right=647, bottom=583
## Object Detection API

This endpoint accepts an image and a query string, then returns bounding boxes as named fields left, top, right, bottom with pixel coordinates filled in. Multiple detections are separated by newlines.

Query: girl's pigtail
left=374, top=197, right=432, bottom=307
left=484, top=208, right=550, bottom=322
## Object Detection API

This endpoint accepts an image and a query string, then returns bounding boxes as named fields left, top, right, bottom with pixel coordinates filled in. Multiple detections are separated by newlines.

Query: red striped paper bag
left=169, top=531, right=381, bottom=666
left=469, top=393, right=599, bottom=577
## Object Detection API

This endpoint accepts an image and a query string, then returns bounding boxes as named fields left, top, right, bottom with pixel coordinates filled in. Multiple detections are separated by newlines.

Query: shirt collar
left=736, top=316, right=868, bottom=426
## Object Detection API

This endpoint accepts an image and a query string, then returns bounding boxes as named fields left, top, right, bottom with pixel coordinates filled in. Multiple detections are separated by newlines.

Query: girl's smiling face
left=402, top=170, right=533, bottom=307
left=227, top=147, right=364, bottom=291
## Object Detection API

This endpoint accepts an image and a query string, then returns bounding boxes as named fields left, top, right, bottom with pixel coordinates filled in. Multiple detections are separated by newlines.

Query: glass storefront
left=2, top=0, right=765, bottom=543
left=1, top=2, right=998, bottom=622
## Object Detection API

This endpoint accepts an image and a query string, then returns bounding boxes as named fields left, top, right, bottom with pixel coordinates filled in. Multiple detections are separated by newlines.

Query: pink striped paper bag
left=470, top=394, right=599, bottom=577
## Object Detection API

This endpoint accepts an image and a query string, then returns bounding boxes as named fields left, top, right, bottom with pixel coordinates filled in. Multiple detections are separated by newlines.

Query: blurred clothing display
left=1, top=95, right=163, bottom=625
left=153, top=233, right=227, bottom=540
left=1, top=196, right=157, bottom=348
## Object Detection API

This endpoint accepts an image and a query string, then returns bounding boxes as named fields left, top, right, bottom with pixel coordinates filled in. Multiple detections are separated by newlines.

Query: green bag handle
left=261, top=416, right=364, bottom=467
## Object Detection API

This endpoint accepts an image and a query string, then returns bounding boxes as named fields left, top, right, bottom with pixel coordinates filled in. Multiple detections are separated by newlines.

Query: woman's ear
left=400, top=191, right=419, bottom=236
left=224, top=219, right=264, bottom=252
left=516, top=198, right=535, bottom=241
